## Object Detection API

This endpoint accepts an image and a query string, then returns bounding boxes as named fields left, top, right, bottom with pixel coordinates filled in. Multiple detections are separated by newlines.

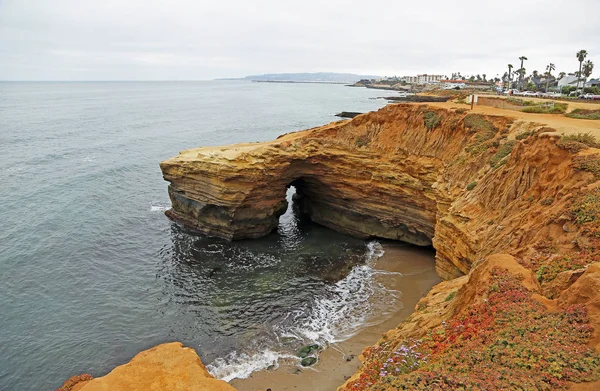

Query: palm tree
left=518, top=56, right=528, bottom=89
left=576, top=50, right=588, bottom=91
left=516, top=68, right=526, bottom=89
left=558, top=72, right=566, bottom=80
left=545, top=63, right=555, bottom=92
left=507, top=64, right=514, bottom=88
left=482, top=74, right=487, bottom=82
left=582, top=60, right=594, bottom=90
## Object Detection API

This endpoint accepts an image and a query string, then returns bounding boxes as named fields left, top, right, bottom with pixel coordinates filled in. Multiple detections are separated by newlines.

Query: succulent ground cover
left=343, top=267, right=600, bottom=391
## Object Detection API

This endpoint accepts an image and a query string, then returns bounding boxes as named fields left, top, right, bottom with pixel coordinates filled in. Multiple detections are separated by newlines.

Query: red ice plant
left=343, top=267, right=600, bottom=391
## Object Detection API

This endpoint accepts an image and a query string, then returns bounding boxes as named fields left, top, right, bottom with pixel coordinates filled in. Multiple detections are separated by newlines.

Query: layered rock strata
left=161, top=104, right=597, bottom=280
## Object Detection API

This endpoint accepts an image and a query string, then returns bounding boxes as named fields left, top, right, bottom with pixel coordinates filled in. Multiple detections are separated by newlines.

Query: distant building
left=586, top=78, right=600, bottom=88
left=402, top=74, right=445, bottom=84
left=557, top=74, right=579, bottom=88
left=440, top=80, right=466, bottom=89
left=464, top=81, right=493, bottom=90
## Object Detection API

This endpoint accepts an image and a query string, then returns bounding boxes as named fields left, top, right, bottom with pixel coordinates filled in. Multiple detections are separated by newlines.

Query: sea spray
left=207, top=241, right=402, bottom=381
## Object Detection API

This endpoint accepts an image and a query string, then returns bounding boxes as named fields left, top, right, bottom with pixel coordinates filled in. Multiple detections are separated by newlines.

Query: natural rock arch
left=161, top=104, right=592, bottom=280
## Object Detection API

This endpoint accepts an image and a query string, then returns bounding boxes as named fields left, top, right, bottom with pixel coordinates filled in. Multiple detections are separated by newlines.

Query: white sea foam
left=207, top=349, right=295, bottom=382
left=149, top=203, right=170, bottom=212
left=290, top=241, right=391, bottom=343
left=207, top=241, right=396, bottom=382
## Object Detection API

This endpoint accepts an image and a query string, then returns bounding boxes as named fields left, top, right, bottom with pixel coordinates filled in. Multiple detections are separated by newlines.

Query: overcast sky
left=1, top=0, right=599, bottom=81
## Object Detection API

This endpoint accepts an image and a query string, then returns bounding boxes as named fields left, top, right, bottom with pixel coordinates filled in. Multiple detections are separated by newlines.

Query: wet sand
left=230, top=241, right=441, bottom=391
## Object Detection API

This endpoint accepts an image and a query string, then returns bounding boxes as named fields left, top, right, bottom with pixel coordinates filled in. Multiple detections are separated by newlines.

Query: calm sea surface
left=0, top=81, right=403, bottom=390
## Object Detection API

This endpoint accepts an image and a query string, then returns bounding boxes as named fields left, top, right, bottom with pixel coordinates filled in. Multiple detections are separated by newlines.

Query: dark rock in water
left=297, top=344, right=320, bottom=358
left=335, top=111, right=362, bottom=119
left=301, top=357, right=318, bottom=367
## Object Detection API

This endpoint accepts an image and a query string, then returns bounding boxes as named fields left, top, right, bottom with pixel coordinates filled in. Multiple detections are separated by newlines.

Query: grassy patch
left=466, top=181, right=477, bottom=191
left=574, top=155, right=600, bottom=179
left=463, top=114, right=499, bottom=156
left=489, top=140, right=517, bottom=168
left=558, top=133, right=600, bottom=153
left=562, top=133, right=600, bottom=148
left=570, top=188, right=600, bottom=225
left=566, top=109, right=600, bottom=120
left=464, top=114, right=496, bottom=134
left=455, top=108, right=468, bottom=114
left=343, top=267, right=600, bottom=391
left=423, top=111, right=441, bottom=130
left=444, top=291, right=457, bottom=302
left=521, top=102, right=568, bottom=114
left=535, top=256, right=590, bottom=283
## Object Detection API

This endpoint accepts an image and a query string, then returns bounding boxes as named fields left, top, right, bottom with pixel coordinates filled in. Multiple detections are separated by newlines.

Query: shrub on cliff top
left=423, top=111, right=441, bottom=130
left=521, top=102, right=568, bottom=114
left=566, top=108, right=600, bottom=120
left=343, top=267, right=600, bottom=391
left=561, top=133, right=600, bottom=148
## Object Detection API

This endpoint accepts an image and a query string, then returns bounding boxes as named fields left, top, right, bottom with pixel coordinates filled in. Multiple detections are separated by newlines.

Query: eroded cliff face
left=161, top=104, right=597, bottom=280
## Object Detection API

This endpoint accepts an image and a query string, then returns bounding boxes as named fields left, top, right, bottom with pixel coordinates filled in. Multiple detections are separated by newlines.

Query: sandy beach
left=230, top=242, right=441, bottom=391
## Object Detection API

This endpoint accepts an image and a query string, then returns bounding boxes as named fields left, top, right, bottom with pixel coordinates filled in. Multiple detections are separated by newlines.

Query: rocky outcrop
left=60, top=343, right=235, bottom=391
left=161, top=104, right=596, bottom=280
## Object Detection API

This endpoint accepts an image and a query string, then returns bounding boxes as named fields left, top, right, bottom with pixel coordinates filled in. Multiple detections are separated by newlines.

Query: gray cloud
left=1, top=0, right=598, bottom=80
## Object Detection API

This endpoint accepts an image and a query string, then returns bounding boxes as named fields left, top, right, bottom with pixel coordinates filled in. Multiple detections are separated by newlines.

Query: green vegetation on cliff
left=343, top=268, right=600, bottom=391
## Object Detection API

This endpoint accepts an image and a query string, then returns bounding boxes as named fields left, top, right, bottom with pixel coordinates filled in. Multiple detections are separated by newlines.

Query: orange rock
left=161, top=104, right=593, bottom=280
left=77, top=342, right=235, bottom=391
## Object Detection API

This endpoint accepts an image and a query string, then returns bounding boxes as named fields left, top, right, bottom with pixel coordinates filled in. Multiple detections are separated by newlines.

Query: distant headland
left=217, top=72, right=381, bottom=83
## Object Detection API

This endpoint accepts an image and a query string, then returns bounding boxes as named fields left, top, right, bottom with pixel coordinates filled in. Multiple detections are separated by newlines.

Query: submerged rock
left=300, top=357, right=318, bottom=367
left=297, top=344, right=320, bottom=358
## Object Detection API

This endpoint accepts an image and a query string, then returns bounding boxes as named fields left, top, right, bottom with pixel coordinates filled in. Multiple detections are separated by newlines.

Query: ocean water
left=0, top=81, right=405, bottom=390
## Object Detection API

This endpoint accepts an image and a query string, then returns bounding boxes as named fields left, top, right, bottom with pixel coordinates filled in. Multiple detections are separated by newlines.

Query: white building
left=557, top=74, right=579, bottom=88
left=418, top=74, right=444, bottom=84
left=440, top=80, right=466, bottom=89
left=402, top=74, right=445, bottom=84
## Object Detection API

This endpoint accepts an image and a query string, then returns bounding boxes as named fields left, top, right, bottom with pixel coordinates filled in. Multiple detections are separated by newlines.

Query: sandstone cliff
left=161, top=104, right=598, bottom=280
left=57, top=343, right=235, bottom=391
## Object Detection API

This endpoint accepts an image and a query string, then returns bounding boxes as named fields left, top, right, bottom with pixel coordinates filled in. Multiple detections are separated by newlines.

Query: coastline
left=230, top=242, right=441, bottom=391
